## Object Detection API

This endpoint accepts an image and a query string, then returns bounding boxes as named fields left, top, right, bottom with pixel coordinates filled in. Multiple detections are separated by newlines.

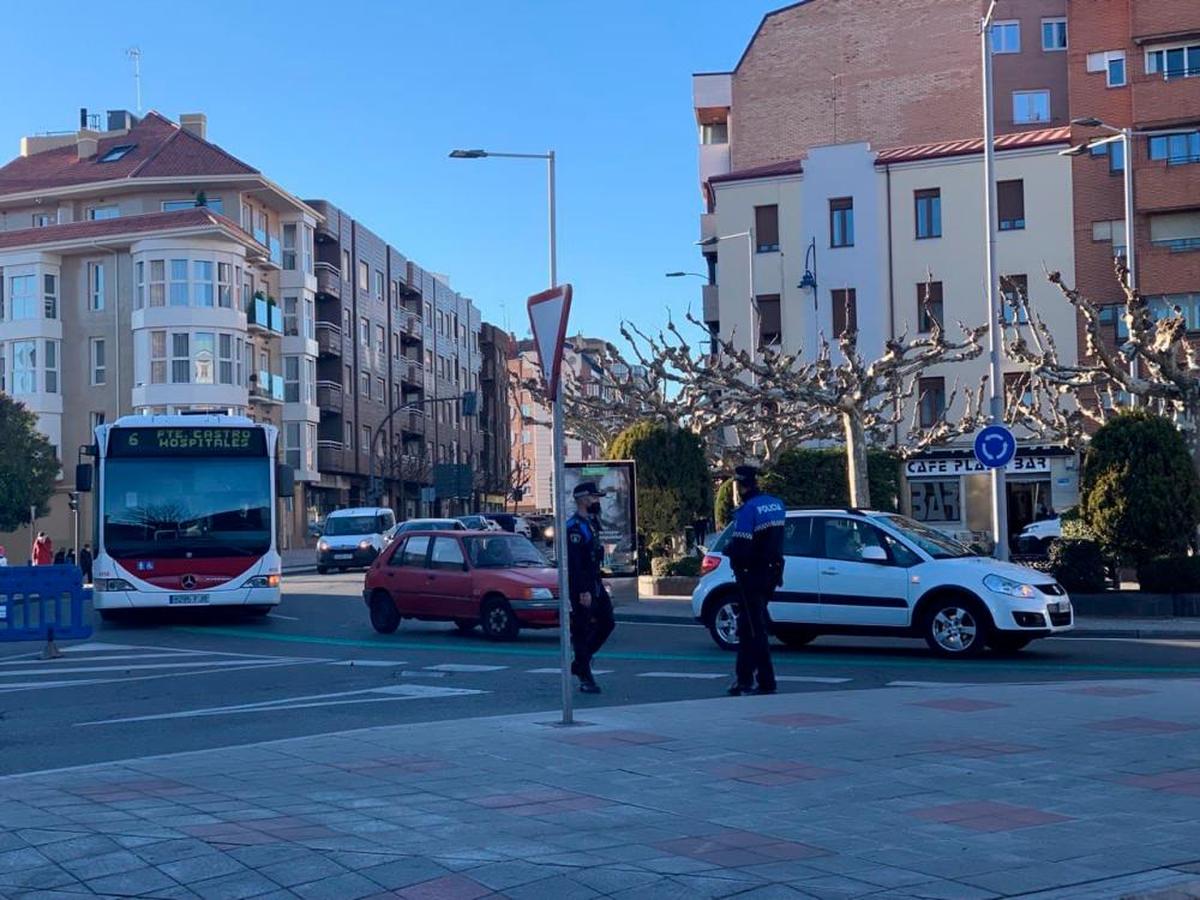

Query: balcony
left=317, top=440, right=347, bottom=472
left=250, top=370, right=284, bottom=404
left=316, top=380, right=343, bottom=414
left=314, top=261, right=341, bottom=299
left=315, top=320, right=342, bottom=358
left=400, top=314, right=422, bottom=342
left=703, top=284, right=719, bottom=323
left=401, top=361, right=422, bottom=385
left=1137, top=162, right=1200, bottom=214
left=401, top=411, right=426, bottom=436
left=247, top=296, right=283, bottom=334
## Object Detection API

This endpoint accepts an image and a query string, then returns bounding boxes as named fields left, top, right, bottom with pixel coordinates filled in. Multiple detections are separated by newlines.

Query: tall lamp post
left=1061, top=117, right=1150, bottom=404
left=981, top=0, right=1009, bottom=560
left=450, top=147, right=573, bottom=724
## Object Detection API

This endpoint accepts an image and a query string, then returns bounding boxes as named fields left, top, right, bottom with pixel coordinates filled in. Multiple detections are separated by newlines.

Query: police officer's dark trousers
left=570, top=588, right=615, bottom=676
left=735, top=583, right=776, bottom=691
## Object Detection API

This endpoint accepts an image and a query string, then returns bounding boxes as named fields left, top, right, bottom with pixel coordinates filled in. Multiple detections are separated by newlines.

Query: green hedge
left=1048, top=538, right=1107, bottom=594
left=1137, top=556, right=1200, bottom=594
left=649, top=556, right=703, bottom=578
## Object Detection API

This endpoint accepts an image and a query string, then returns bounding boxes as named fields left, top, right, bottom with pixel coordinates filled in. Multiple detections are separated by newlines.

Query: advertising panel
left=564, top=461, right=637, bottom=576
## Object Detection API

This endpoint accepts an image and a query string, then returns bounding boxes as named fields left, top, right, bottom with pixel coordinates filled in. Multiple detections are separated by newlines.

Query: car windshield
left=879, top=514, right=974, bottom=559
left=465, top=535, right=548, bottom=568
left=323, top=515, right=382, bottom=536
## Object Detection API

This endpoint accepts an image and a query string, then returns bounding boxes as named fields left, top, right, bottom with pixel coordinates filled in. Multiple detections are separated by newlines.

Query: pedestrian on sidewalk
left=32, top=533, right=53, bottom=566
left=79, top=544, right=93, bottom=584
left=566, top=481, right=615, bottom=694
left=53, top=548, right=65, bottom=565
left=725, top=465, right=785, bottom=696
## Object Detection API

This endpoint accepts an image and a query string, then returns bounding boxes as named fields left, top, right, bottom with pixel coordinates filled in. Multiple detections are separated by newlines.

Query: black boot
left=727, top=681, right=754, bottom=696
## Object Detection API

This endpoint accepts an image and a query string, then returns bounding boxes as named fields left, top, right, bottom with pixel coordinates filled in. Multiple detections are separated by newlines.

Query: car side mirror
left=860, top=545, right=888, bottom=564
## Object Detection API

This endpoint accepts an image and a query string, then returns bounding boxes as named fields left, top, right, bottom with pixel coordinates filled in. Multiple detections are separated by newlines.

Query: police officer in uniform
left=566, top=482, right=615, bottom=694
left=725, top=465, right=785, bottom=696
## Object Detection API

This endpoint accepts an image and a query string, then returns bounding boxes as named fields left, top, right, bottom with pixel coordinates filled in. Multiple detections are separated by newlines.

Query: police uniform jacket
left=566, top=513, right=603, bottom=602
left=724, top=491, right=786, bottom=591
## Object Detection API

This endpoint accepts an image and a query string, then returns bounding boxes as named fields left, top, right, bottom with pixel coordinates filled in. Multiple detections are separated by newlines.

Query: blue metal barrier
left=0, top=565, right=93, bottom=643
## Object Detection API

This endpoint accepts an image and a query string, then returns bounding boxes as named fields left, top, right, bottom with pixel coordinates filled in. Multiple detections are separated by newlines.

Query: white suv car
left=692, top=509, right=1073, bottom=658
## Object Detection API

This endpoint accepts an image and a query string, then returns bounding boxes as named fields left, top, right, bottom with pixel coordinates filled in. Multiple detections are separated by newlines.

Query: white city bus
left=78, top=415, right=293, bottom=619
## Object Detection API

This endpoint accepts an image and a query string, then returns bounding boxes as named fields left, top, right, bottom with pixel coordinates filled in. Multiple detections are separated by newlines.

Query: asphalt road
left=3, top=572, right=1200, bottom=776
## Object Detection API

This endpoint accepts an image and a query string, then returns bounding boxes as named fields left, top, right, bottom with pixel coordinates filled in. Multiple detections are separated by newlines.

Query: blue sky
left=0, top=0, right=779, bottom=343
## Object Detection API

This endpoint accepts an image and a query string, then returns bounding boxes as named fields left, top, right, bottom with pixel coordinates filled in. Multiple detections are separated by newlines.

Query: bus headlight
left=97, top=578, right=135, bottom=592
left=245, top=574, right=281, bottom=588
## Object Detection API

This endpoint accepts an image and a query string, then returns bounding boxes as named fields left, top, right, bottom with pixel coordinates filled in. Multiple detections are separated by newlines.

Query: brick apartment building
left=0, top=108, right=503, bottom=555
left=477, top=323, right=513, bottom=508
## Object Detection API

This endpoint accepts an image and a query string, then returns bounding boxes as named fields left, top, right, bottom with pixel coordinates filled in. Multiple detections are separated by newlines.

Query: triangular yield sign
left=527, top=284, right=573, bottom=401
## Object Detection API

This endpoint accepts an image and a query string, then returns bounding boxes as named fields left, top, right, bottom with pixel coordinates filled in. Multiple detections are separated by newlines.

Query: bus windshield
left=103, top=458, right=272, bottom=559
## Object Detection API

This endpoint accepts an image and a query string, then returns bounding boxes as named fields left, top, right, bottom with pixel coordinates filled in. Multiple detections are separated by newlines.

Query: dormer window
left=98, top=144, right=136, bottom=163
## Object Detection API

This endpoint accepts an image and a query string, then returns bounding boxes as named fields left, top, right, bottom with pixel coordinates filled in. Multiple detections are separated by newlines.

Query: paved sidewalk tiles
left=3, top=678, right=1200, bottom=897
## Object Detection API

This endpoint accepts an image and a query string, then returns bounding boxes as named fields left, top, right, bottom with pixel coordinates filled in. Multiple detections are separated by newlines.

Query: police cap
left=572, top=481, right=607, bottom=499
left=732, top=465, right=759, bottom=483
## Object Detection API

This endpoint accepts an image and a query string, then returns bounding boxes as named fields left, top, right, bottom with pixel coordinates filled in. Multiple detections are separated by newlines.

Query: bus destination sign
left=108, top=427, right=267, bottom=458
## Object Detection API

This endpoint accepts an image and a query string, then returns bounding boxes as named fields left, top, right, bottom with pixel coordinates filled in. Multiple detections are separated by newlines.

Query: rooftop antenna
left=126, top=47, right=142, bottom=114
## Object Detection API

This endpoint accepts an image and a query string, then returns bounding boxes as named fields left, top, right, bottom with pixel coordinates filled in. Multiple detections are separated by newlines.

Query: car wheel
left=481, top=596, right=520, bottom=641
left=97, top=609, right=121, bottom=624
left=316, top=565, right=328, bottom=575
left=923, top=596, right=990, bottom=658
left=988, top=633, right=1033, bottom=654
left=773, top=625, right=816, bottom=649
left=705, top=594, right=740, bottom=652
left=368, top=592, right=401, bottom=634
left=454, top=618, right=477, bottom=634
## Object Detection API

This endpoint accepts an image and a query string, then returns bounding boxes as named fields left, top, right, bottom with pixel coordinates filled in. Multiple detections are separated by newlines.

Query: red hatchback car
left=363, top=530, right=560, bottom=640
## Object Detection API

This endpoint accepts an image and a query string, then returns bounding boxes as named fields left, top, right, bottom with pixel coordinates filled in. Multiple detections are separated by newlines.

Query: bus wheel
left=369, top=592, right=401, bottom=634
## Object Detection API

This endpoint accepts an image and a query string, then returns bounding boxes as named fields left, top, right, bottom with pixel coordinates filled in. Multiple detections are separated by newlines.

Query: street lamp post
left=1062, top=116, right=1151, bottom=404
left=451, top=147, right=574, bottom=725
left=981, top=1, right=1009, bottom=561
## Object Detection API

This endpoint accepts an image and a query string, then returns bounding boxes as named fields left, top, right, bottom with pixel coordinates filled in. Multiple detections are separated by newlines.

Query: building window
left=344, top=421, right=354, bottom=449
left=303, top=225, right=314, bottom=275
left=87, top=206, right=119, bottom=220
left=285, top=423, right=302, bottom=470
left=32, top=213, right=53, bottom=228
left=918, top=377, right=946, bottom=427
left=282, top=224, right=297, bottom=270
left=829, top=197, right=854, bottom=247
left=241, top=202, right=253, bottom=231
left=305, top=358, right=316, bottom=405
left=997, top=180, right=1025, bottom=231
left=1012, top=90, right=1050, bottom=124
left=361, top=425, right=371, bottom=456
left=914, top=189, right=941, bottom=239
left=1041, top=17, right=1067, bottom=51
left=193, top=332, right=215, bottom=384
left=392, top=332, right=400, bottom=359
left=91, top=338, right=106, bottom=385
left=87, top=261, right=105, bottom=311
left=424, top=301, right=432, bottom=322
left=359, top=317, right=369, bottom=347
left=917, top=282, right=944, bottom=333
left=236, top=337, right=245, bottom=386
left=134, top=261, right=145, bottom=309
left=991, top=20, right=1020, bottom=54
left=1087, top=49, right=1128, bottom=87
left=43, top=274, right=57, bottom=319
left=219, top=334, right=234, bottom=385
left=1146, top=43, right=1200, bottom=80
left=90, top=411, right=106, bottom=430
left=10, top=340, right=35, bottom=394
left=376, top=324, right=385, bottom=356
left=163, top=197, right=224, bottom=214
left=6, top=274, right=36, bottom=320
left=150, top=331, right=167, bottom=384
left=342, top=249, right=351, bottom=280
left=376, top=376, right=386, bottom=402
left=700, top=120, right=728, bottom=145
left=1149, top=131, right=1200, bottom=165
left=344, top=364, right=353, bottom=396
left=218, top=262, right=233, bottom=308
left=1149, top=211, right=1200, bottom=251
left=306, top=423, right=317, bottom=470
left=1001, top=274, right=1031, bottom=323
left=358, top=260, right=369, bottom=293
left=283, top=296, right=299, bottom=336
left=285, top=356, right=300, bottom=403
left=754, top=205, right=779, bottom=252
left=44, top=340, right=58, bottom=393
left=99, top=144, right=136, bottom=163
left=149, top=260, right=166, bottom=307
left=1004, top=371, right=1034, bottom=408
left=241, top=273, right=252, bottom=311
left=169, top=259, right=188, bottom=306
left=755, top=295, right=781, bottom=348
left=171, top=333, right=190, bottom=383
left=1092, top=219, right=1128, bottom=257
left=304, top=297, right=315, bottom=339
left=1109, top=139, right=1125, bottom=172
left=193, top=260, right=214, bottom=307
left=910, top=480, right=960, bottom=523
left=375, top=270, right=384, bottom=300
left=360, top=370, right=370, bottom=398
left=831, top=288, right=857, bottom=336
left=342, top=306, right=351, bottom=336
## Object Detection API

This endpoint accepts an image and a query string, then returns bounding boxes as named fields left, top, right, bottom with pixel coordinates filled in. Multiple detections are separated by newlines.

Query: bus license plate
left=334, top=553, right=353, bottom=560
left=169, top=594, right=211, bottom=605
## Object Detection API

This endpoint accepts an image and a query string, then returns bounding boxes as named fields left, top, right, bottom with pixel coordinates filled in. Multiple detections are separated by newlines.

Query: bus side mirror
left=276, top=464, right=295, bottom=498
left=75, top=463, right=93, bottom=493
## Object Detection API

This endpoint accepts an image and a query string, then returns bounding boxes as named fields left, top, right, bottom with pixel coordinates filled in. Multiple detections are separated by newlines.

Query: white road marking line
left=0, top=660, right=316, bottom=693
left=266, top=613, right=299, bottom=621
left=0, top=659, right=303, bottom=678
left=60, top=642, right=137, bottom=652
left=637, top=672, right=728, bottom=680
left=887, top=681, right=979, bottom=688
left=0, top=651, right=220, bottom=666
left=527, top=668, right=613, bottom=675
left=77, top=684, right=486, bottom=726
left=424, top=663, right=507, bottom=673
left=329, top=660, right=408, bottom=667
left=776, top=675, right=852, bottom=684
